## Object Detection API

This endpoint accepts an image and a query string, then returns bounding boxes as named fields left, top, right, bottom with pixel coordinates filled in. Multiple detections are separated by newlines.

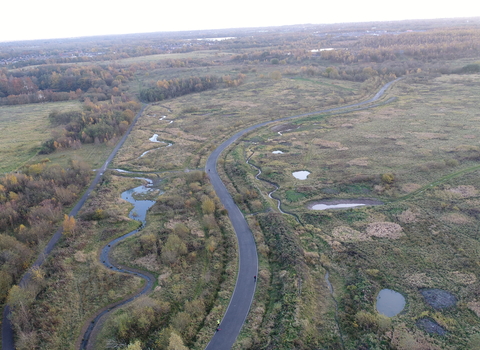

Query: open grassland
left=222, top=73, right=480, bottom=349
left=0, top=101, right=80, bottom=173
left=114, top=73, right=364, bottom=172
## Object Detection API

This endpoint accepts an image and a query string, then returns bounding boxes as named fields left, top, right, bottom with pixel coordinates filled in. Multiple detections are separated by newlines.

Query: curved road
left=2, top=78, right=400, bottom=350
left=2, top=104, right=147, bottom=350
left=203, top=78, right=401, bottom=349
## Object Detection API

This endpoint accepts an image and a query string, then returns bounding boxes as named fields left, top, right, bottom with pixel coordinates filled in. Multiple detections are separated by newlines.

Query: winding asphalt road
left=2, top=78, right=400, bottom=350
left=203, top=78, right=401, bottom=349
left=2, top=104, right=148, bottom=350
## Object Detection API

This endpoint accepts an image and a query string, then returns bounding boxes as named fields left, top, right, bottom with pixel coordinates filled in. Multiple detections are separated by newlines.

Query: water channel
left=80, top=177, right=157, bottom=349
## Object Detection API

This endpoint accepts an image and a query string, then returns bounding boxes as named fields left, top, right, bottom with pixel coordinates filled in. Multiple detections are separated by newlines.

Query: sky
left=1, top=0, right=478, bottom=42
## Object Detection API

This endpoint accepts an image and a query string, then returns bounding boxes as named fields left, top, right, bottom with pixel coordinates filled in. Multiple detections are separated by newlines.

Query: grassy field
left=114, top=72, right=364, bottom=172
left=5, top=25, right=480, bottom=349
left=221, top=73, right=480, bottom=349
left=0, top=101, right=80, bottom=173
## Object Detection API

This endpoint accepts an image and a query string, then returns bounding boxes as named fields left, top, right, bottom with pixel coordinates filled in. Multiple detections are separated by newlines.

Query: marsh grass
left=228, top=73, right=480, bottom=349
left=113, top=66, right=365, bottom=173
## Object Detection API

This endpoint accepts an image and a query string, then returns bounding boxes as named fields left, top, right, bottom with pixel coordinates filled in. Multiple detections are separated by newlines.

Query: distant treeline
left=231, top=27, right=480, bottom=80
left=139, top=74, right=246, bottom=102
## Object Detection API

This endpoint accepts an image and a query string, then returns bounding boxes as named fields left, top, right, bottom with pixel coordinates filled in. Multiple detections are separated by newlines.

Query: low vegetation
left=3, top=18, right=480, bottom=350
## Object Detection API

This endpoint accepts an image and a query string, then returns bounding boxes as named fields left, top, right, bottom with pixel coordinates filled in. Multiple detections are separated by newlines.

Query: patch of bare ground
left=401, top=183, right=422, bottom=193
left=441, top=212, right=472, bottom=224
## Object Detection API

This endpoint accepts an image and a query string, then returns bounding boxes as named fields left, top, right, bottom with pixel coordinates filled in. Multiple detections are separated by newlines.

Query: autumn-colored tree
left=168, top=331, right=188, bottom=350
left=201, top=197, right=215, bottom=215
left=62, top=214, right=76, bottom=236
left=161, top=234, right=187, bottom=265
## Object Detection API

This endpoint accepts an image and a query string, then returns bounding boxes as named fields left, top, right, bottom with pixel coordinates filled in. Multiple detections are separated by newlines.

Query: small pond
left=309, top=199, right=383, bottom=211
left=376, top=289, right=406, bottom=317
left=120, top=178, right=157, bottom=223
left=292, top=170, right=310, bottom=180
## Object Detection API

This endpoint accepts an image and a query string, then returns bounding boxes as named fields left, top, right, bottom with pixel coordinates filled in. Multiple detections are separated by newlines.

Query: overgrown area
left=3, top=17, right=480, bottom=350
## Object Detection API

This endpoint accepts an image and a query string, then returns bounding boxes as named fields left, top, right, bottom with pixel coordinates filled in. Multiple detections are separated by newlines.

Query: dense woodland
left=2, top=17, right=480, bottom=350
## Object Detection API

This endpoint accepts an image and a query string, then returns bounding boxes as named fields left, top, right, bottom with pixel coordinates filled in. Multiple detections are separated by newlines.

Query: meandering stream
left=80, top=177, right=157, bottom=350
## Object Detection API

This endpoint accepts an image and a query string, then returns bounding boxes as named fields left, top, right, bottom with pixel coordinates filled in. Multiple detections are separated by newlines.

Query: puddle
left=272, top=150, right=284, bottom=154
left=292, top=171, right=310, bottom=180
left=313, top=203, right=365, bottom=210
left=309, top=199, right=383, bottom=210
left=149, top=134, right=163, bottom=142
left=376, top=289, right=406, bottom=317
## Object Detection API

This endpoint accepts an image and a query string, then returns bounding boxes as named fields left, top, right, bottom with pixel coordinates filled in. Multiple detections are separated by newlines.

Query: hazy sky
left=1, top=0, right=478, bottom=42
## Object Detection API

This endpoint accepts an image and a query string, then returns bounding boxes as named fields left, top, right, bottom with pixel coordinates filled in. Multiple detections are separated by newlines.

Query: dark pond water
left=120, top=178, right=156, bottom=223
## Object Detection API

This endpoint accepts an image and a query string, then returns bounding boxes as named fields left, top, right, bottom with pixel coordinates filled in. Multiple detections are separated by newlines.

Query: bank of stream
left=80, top=177, right=157, bottom=350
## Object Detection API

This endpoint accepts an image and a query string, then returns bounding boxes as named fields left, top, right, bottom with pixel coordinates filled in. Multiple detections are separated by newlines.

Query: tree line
left=139, top=74, right=246, bottom=102
left=0, top=64, right=134, bottom=105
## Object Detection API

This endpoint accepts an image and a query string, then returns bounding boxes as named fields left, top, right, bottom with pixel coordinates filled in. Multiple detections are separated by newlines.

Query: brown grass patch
left=312, top=138, right=343, bottom=148
left=363, top=133, right=382, bottom=139
left=133, top=254, right=162, bottom=272
left=412, top=132, right=448, bottom=140
left=331, top=226, right=370, bottom=242
left=449, top=271, right=477, bottom=285
left=387, top=134, right=405, bottom=140
left=467, top=301, right=480, bottom=318
left=441, top=213, right=472, bottom=224
left=397, top=209, right=418, bottom=223
left=347, top=157, right=369, bottom=167
left=401, top=183, right=422, bottom=193
left=447, top=185, right=478, bottom=198
left=404, top=273, right=434, bottom=288
left=366, top=222, right=404, bottom=239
